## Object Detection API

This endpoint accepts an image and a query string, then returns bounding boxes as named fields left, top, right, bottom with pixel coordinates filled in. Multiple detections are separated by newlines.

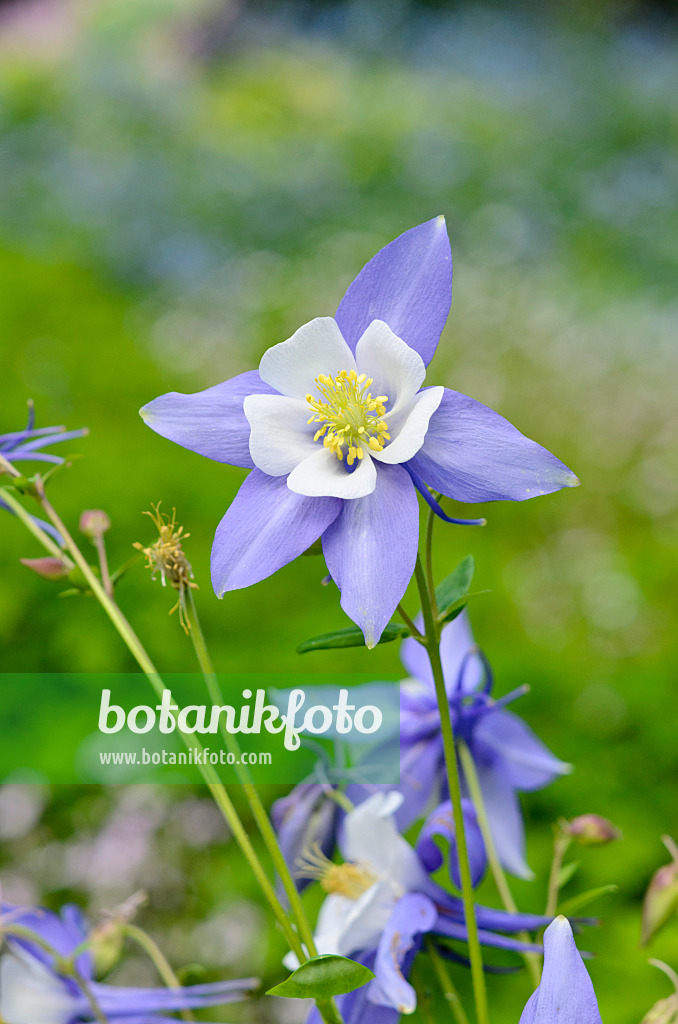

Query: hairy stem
left=414, top=555, right=489, bottom=1024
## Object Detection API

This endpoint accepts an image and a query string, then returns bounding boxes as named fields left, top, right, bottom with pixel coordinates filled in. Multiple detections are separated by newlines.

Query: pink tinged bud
left=20, top=557, right=70, bottom=581
left=641, top=841, right=678, bottom=946
left=566, top=814, right=622, bottom=846
left=79, top=509, right=111, bottom=538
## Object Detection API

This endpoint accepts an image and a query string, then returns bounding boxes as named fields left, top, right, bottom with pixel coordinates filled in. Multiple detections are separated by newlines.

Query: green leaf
left=297, top=622, right=409, bottom=653
left=557, top=883, right=618, bottom=916
left=435, top=556, right=475, bottom=623
left=267, top=954, right=375, bottom=999
left=557, top=860, right=580, bottom=888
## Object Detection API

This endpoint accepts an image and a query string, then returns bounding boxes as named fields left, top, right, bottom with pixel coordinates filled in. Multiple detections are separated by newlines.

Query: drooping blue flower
left=520, top=916, right=602, bottom=1024
left=0, top=902, right=258, bottom=1024
left=387, top=610, right=571, bottom=878
left=140, top=218, right=578, bottom=647
left=295, top=793, right=552, bottom=1023
left=0, top=403, right=88, bottom=545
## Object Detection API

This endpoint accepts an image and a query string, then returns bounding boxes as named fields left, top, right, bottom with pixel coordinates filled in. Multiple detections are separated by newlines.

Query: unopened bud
left=79, top=509, right=111, bottom=539
left=641, top=839, right=678, bottom=946
left=566, top=814, right=621, bottom=847
left=20, top=556, right=70, bottom=581
left=88, top=918, right=125, bottom=976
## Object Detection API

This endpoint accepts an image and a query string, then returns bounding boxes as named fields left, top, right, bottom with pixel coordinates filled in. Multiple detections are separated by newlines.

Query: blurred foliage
left=0, top=0, right=677, bottom=1020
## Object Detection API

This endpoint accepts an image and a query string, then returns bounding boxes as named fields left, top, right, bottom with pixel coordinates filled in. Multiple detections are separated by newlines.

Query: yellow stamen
left=296, top=844, right=376, bottom=900
left=306, top=370, right=390, bottom=464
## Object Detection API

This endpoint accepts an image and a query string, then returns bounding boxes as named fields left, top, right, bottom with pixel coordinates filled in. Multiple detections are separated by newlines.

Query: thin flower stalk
left=414, top=554, right=490, bottom=1024
left=458, top=740, right=541, bottom=988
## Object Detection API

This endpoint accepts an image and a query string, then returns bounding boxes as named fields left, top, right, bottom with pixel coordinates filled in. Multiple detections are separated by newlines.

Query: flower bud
left=20, top=556, right=71, bottom=581
left=79, top=509, right=111, bottom=539
left=88, top=917, right=125, bottom=976
left=641, top=849, right=678, bottom=946
left=641, top=994, right=678, bottom=1024
left=566, top=814, right=621, bottom=847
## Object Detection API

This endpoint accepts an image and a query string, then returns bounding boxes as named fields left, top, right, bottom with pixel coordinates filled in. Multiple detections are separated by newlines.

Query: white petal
left=259, top=318, right=356, bottom=399
left=335, top=880, right=397, bottom=955
left=314, top=894, right=353, bottom=955
left=372, top=386, right=444, bottom=465
left=355, top=320, right=426, bottom=415
left=0, top=951, right=76, bottom=1024
left=244, top=394, right=317, bottom=475
left=287, top=446, right=377, bottom=499
left=342, top=793, right=428, bottom=892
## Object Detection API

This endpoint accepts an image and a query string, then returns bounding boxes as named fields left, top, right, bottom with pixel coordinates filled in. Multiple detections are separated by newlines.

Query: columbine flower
left=270, top=783, right=341, bottom=895
left=296, top=793, right=551, bottom=1022
left=0, top=403, right=87, bottom=544
left=0, top=901, right=258, bottom=1024
left=383, top=610, right=571, bottom=878
left=141, top=218, right=578, bottom=647
left=519, top=916, right=602, bottom=1024
left=133, top=504, right=198, bottom=633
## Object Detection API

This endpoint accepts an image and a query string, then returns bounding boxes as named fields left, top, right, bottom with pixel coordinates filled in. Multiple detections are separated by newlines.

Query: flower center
left=306, top=370, right=390, bottom=466
left=296, top=844, right=377, bottom=900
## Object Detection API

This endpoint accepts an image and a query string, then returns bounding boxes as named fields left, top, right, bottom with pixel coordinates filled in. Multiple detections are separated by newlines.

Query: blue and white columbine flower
left=520, top=916, right=602, bottom=1024
left=0, top=403, right=88, bottom=544
left=141, top=218, right=578, bottom=646
left=296, top=793, right=552, bottom=1022
left=0, top=902, right=258, bottom=1024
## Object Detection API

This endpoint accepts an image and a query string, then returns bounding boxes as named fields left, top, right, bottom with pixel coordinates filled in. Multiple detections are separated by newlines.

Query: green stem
left=545, top=832, right=571, bottom=918
left=425, top=936, right=471, bottom=1024
left=0, top=486, right=72, bottom=564
left=414, top=555, right=489, bottom=1024
left=186, top=592, right=320, bottom=958
left=94, top=534, right=114, bottom=599
left=458, top=741, right=541, bottom=989
left=396, top=601, right=421, bottom=638
left=424, top=502, right=439, bottom=617
left=32, top=487, right=305, bottom=965
left=122, top=924, right=194, bottom=1023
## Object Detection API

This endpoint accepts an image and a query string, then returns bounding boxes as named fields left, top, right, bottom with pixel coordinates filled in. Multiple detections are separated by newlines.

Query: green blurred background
left=0, top=0, right=677, bottom=1019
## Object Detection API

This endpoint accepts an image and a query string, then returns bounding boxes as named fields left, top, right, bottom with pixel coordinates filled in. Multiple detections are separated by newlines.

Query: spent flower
left=141, top=218, right=578, bottom=646
left=133, top=504, right=197, bottom=633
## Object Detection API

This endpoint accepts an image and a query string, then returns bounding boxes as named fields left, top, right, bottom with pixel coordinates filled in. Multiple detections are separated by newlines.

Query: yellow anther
left=306, top=370, right=390, bottom=464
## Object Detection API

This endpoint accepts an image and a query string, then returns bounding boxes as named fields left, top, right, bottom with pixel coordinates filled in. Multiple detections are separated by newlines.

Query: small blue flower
left=389, top=611, right=571, bottom=878
left=0, top=403, right=87, bottom=545
left=520, top=916, right=602, bottom=1024
left=141, top=218, right=578, bottom=647
left=0, top=902, right=258, bottom=1024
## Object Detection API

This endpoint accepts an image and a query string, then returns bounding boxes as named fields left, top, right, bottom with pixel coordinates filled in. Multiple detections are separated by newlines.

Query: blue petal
left=93, top=978, right=258, bottom=1014
left=408, top=388, right=579, bottom=502
left=417, top=799, right=487, bottom=889
left=470, top=761, right=533, bottom=880
left=271, top=783, right=340, bottom=893
left=140, top=371, right=277, bottom=469
left=322, top=464, right=419, bottom=648
left=401, top=611, right=483, bottom=697
left=4, top=903, right=92, bottom=980
left=474, top=709, right=571, bottom=792
left=211, top=470, right=341, bottom=596
left=369, top=893, right=438, bottom=1013
left=335, top=217, right=452, bottom=367
left=520, top=917, right=602, bottom=1024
